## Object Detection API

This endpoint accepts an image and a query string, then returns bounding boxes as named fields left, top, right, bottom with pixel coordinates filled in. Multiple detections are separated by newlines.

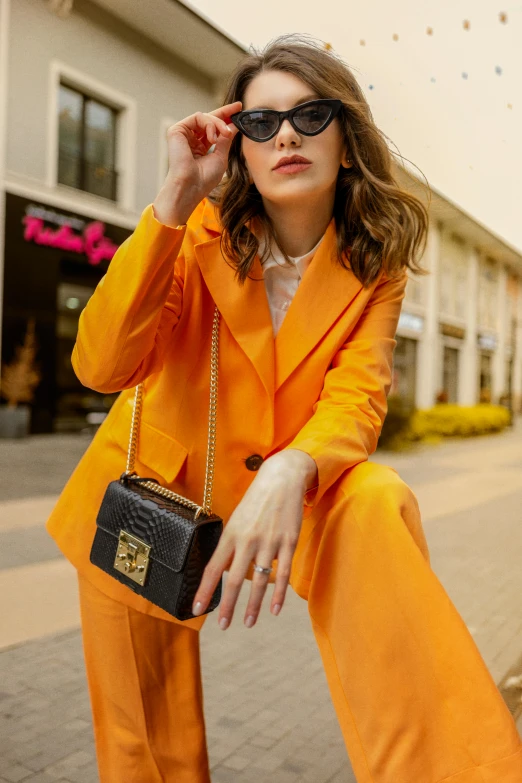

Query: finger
left=207, top=121, right=238, bottom=148
left=212, top=123, right=239, bottom=156
left=192, top=535, right=234, bottom=617
left=189, top=125, right=221, bottom=159
left=209, top=100, right=243, bottom=123
left=269, top=543, right=295, bottom=617
left=204, top=122, right=216, bottom=146
left=188, top=112, right=234, bottom=142
left=217, top=546, right=256, bottom=630
left=243, top=551, right=276, bottom=628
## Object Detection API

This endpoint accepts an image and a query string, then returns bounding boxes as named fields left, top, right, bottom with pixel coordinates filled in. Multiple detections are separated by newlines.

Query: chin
left=265, top=181, right=324, bottom=204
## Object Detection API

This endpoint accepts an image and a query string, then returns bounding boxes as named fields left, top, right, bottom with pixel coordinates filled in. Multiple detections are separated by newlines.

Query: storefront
left=1, top=191, right=132, bottom=433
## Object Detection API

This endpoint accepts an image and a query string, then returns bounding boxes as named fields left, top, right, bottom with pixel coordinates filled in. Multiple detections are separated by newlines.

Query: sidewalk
left=1, top=422, right=522, bottom=783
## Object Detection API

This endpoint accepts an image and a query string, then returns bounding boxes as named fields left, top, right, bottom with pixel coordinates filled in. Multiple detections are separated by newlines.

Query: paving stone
left=63, top=765, right=98, bottom=783
left=220, top=754, right=251, bottom=771
left=0, top=527, right=62, bottom=571
left=2, top=766, right=33, bottom=782
left=0, top=434, right=92, bottom=502
left=41, top=751, right=94, bottom=778
left=210, top=766, right=243, bottom=783
left=16, top=775, right=70, bottom=783
left=248, top=733, right=279, bottom=749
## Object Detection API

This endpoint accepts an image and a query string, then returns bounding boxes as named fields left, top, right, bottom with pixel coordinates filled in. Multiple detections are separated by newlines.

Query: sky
left=185, top=0, right=522, bottom=253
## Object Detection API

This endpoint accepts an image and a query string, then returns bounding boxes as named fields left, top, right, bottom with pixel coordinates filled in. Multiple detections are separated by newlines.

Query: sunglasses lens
left=241, top=111, right=278, bottom=140
left=293, top=102, right=332, bottom=133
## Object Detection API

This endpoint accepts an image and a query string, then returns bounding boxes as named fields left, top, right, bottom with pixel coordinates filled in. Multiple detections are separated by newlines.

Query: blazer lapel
left=194, top=202, right=275, bottom=401
left=194, top=199, right=364, bottom=399
left=274, top=217, right=364, bottom=391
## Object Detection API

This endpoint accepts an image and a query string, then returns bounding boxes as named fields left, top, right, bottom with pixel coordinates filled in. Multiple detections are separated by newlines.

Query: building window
left=390, top=336, right=417, bottom=404
left=478, top=258, right=498, bottom=330
left=505, top=356, right=512, bottom=397
left=442, top=345, right=459, bottom=403
left=439, top=233, right=467, bottom=319
left=58, top=83, right=119, bottom=201
left=455, top=256, right=467, bottom=320
left=478, top=352, right=492, bottom=402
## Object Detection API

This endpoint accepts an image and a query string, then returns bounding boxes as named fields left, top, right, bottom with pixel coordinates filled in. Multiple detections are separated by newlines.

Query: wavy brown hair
left=208, top=33, right=430, bottom=287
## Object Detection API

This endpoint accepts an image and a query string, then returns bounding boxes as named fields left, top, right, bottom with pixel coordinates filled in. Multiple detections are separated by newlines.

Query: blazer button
left=245, top=454, right=264, bottom=471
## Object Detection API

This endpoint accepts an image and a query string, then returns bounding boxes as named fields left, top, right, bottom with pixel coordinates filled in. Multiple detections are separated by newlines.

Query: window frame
left=57, top=83, right=119, bottom=201
left=48, top=60, right=137, bottom=211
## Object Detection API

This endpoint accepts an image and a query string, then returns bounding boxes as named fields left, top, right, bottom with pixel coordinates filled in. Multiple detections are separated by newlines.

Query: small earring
left=342, top=158, right=352, bottom=168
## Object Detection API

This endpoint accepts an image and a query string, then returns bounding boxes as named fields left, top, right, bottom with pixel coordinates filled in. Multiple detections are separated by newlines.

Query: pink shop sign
left=22, top=214, right=119, bottom=266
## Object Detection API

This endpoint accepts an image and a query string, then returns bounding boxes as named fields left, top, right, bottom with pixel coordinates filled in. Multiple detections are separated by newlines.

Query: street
left=1, top=422, right=522, bottom=783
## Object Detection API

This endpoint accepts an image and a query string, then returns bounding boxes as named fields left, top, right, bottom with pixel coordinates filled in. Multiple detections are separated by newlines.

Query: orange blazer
left=46, top=197, right=407, bottom=629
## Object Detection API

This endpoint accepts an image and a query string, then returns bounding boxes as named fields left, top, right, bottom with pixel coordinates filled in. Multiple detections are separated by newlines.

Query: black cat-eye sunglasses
left=229, top=98, right=343, bottom=142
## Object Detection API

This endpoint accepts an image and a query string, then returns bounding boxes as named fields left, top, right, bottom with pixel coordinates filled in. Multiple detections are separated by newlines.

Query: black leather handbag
left=89, top=306, right=223, bottom=621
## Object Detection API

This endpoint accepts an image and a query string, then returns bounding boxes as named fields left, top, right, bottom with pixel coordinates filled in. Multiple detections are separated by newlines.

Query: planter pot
left=0, top=405, right=31, bottom=438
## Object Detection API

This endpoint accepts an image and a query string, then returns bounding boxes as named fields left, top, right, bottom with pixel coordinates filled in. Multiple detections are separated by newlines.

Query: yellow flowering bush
left=409, top=404, right=511, bottom=440
left=378, top=399, right=511, bottom=451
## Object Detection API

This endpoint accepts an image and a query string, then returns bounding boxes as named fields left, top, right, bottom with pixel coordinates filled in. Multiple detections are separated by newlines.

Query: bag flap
left=96, top=479, right=201, bottom=573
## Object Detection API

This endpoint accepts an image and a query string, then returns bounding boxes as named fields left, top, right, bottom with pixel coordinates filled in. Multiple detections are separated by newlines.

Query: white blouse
left=255, top=228, right=326, bottom=336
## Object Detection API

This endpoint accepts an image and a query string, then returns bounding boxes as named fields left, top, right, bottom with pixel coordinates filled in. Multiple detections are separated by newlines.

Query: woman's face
left=240, top=69, right=348, bottom=206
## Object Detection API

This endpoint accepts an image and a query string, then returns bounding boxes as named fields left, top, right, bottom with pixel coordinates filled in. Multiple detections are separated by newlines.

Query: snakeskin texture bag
left=89, top=307, right=223, bottom=620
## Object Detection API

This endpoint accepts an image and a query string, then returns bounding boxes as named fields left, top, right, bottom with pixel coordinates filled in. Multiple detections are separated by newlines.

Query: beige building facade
left=392, top=168, right=522, bottom=414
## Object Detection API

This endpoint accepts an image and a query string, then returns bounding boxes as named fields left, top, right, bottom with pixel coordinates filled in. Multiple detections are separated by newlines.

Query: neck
left=262, top=189, right=335, bottom=258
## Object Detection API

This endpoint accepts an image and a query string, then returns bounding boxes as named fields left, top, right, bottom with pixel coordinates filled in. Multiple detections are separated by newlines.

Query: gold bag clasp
left=114, top=530, right=151, bottom=585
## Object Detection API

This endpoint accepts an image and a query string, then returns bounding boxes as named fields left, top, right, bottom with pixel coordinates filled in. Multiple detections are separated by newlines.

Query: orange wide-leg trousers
left=78, top=461, right=522, bottom=783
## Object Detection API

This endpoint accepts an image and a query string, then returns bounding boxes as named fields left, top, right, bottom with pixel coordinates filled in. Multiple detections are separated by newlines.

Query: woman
left=46, top=34, right=522, bottom=783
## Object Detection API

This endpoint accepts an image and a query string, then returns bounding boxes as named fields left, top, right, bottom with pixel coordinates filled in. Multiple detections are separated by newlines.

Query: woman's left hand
left=191, top=449, right=317, bottom=629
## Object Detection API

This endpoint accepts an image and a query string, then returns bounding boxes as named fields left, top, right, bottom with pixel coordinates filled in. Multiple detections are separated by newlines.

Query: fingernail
left=245, top=615, right=255, bottom=628
left=272, top=604, right=281, bottom=616
left=219, top=617, right=229, bottom=630
left=193, top=602, right=203, bottom=616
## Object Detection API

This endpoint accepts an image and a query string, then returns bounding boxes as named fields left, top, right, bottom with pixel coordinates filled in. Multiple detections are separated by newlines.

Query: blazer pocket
left=107, top=397, right=188, bottom=485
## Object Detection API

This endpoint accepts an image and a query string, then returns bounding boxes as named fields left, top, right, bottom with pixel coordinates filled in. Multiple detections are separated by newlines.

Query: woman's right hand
left=153, top=101, right=242, bottom=227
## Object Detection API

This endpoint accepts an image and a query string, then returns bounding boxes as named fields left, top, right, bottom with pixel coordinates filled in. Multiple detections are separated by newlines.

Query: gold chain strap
left=124, top=306, right=220, bottom=519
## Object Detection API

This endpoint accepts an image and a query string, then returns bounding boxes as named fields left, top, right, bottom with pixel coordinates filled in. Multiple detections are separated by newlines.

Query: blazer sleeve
left=284, top=268, right=407, bottom=515
left=72, top=203, right=187, bottom=393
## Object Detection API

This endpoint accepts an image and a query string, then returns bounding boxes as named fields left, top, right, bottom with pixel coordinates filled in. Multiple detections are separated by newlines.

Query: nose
left=276, top=118, right=300, bottom=146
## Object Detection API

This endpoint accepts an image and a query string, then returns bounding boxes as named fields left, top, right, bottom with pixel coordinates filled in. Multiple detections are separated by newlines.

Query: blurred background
left=0, top=2, right=521, bottom=782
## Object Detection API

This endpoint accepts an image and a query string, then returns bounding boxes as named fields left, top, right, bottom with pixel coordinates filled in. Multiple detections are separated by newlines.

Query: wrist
left=260, top=449, right=318, bottom=491
left=152, top=182, right=195, bottom=227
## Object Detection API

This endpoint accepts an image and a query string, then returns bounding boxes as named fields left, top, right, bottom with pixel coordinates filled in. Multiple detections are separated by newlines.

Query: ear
left=341, top=144, right=353, bottom=168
